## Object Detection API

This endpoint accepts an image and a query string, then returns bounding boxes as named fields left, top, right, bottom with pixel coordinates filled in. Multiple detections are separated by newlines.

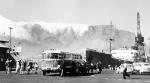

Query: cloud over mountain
left=0, top=15, right=135, bottom=58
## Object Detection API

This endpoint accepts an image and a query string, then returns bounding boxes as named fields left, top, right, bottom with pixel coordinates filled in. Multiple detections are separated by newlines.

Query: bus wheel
left=70, top=69, right=76, bottom=76
left=60, top=69, right=65, bottom=77
left=43, top=71, right=46, bottom=76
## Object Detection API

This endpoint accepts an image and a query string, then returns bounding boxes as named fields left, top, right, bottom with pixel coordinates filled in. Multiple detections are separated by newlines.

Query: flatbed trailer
left=72, top=48, right=123, bottom=71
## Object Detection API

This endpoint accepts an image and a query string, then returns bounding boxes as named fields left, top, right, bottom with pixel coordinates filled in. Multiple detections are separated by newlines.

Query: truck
left=72, top=48, right=123, bottom=72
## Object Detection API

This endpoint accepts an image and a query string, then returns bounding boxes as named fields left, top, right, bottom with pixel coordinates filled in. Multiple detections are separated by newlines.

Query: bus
left=39, top=49, right=86, bottom=76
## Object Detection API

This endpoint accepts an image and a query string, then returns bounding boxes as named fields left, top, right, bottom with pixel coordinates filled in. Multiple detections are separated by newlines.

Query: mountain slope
left=7, top=24, right=135, bottom=58
left=0, top=15, right=135, bottom=58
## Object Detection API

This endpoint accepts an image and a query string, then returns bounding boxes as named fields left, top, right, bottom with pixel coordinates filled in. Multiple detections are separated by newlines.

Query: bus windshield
left=64, top=54, right=72, bottom=59
left=42, top=53, right=63, bottom=59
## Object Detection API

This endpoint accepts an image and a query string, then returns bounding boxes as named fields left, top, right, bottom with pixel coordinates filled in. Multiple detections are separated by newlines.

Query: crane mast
left=135, top=12, right=145, bottom=61
left=137, top=12, right=141, bottom=37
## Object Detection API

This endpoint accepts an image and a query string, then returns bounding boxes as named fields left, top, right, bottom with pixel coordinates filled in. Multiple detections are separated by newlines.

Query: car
left=116, top=63, right=134, bottom=74
left=133, top=62, right=150, bottom=74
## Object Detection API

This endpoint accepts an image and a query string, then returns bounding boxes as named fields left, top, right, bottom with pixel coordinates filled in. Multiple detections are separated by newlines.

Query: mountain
left=7, top=23, right=135, bottom=58
left=0, top=15, right=136, bottom=58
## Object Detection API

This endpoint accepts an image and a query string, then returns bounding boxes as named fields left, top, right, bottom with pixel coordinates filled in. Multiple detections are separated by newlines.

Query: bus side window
left=47, top=53, right=51, bottom=59
left=59, top=54, right=63, bottom=59
left=55, top=53, right=58, bottom=59
left=42, top=53, right=47, bottom=59
left=71, top=54, right=73, bottom=59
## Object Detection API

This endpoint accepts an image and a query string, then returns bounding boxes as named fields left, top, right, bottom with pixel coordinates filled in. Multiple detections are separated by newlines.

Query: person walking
left=90, top=63, right=94, bottom=74
left=23, top=60, right=27, bottom=71
left=20, top=60, right=24, bottom=74
left=27, top=61, right=33, bottom=75
left=16, top=60, right=20, bottom=74
left=34, top=63, right=38, bottom=74
left=123, top=67, right=130, bottom=79
left=5, top=59, right=11, bottom=74
left=98, top=61, right=103, bottom=74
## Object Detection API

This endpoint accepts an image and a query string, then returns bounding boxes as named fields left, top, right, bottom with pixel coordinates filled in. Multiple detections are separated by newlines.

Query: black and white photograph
left=0, top=0, right=150, bottom=83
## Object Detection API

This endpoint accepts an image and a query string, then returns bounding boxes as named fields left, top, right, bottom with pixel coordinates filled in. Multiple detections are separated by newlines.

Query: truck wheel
left=43, top=71, right=46, bottom=76
left=60, top=69, right=65, bottom=77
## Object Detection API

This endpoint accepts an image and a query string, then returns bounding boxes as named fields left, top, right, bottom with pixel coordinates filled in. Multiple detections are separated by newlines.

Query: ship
left=111, top=47, right=138, bottom=62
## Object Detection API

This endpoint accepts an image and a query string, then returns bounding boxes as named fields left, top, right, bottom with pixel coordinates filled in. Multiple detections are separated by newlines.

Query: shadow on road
left=130, top=77, right=141, bottom=79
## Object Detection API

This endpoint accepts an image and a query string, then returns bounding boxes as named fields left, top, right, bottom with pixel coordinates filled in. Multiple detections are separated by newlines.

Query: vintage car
left=116, top=63, right=134, bottom=74
left=132, top=62, right=150, bottom=74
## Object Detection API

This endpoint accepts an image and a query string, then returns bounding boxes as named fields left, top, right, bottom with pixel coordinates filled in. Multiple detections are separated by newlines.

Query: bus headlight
left=58, top=65, right=60, bottom=68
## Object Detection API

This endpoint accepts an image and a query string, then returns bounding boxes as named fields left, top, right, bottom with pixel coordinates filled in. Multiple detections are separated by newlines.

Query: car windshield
left=144, top=64, right=150, bottom=66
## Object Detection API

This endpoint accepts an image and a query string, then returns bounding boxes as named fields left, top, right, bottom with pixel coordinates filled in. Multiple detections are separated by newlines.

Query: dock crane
left=134, top=12, right=145, bottom=61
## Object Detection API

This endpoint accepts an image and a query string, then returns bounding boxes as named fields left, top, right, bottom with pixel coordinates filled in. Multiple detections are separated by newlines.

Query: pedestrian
left=123, top=67, right=130, bottom=79
left=115, top=65, right=117, bottom=70
left=24, top=60, right=27, bottom=71
left=98, top=61, right=103, bottom=74
left=27, top=61, right=33, bottom=75
left=20, top=60, right=24, bottom=74
left=34, top=63, right=38, bottom=74
left=90, top=63, right=94, bottom=74
left=16, top=60, right=20, bottom=74
left=5, top=59, right=11, bottom=74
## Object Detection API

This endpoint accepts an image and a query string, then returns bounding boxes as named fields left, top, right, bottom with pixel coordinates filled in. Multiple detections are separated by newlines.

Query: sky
left=0, top=0, right=150, bottom=43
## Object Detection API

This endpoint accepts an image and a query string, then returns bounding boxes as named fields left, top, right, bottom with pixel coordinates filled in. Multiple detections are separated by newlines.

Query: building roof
left=0, top=43, right=9, bottom=48
left=0, top=40, right=9, bottom=43
left=42, top=49, right=63, bottom=54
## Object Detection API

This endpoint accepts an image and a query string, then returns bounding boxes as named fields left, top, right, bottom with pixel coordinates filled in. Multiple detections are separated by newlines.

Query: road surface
left=0, top=69, right=150, bottom=83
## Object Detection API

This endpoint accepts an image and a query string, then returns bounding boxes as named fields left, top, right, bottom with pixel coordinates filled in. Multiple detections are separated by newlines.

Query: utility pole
left=109, top=38, right=113, bottom=54
left=109, top=21, right=114, bottom=54
left=9, top=27, right=13, bottom=56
